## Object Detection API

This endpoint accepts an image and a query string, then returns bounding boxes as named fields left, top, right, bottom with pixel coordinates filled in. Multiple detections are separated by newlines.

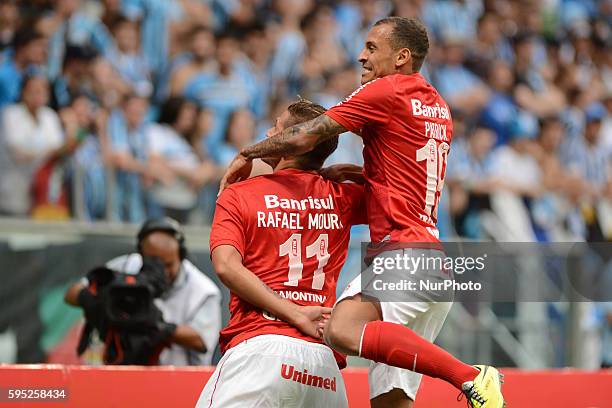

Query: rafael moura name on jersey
left=256, top=194, right=343, bottom=230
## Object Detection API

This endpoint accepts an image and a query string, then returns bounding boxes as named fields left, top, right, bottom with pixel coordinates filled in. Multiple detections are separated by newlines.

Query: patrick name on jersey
left=257, top=194, right=342, bottom=230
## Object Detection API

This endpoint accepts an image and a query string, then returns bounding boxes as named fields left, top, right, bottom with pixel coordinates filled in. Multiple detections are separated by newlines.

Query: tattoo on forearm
left=241, top=115, right=345, bottom=160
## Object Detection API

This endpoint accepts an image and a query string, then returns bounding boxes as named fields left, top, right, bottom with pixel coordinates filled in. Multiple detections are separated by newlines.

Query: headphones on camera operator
left=137, top=216, right=188, bottom=261
left=76, top=217, right=187, bottom=365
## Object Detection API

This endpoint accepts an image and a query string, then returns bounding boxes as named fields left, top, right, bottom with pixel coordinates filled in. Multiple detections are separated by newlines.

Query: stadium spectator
left=530, top=116, right=586, bottom=240
left=479, top=60, right=519, bottom=146
left=422, top=0, right=482, bottom=42
left=212, top=108, right=256, bottom=166
left=267, top=0, right=311, bottom=98
left=335, top=0, right=389, bottom=62
left=146, top=97, right=219, bottom=223
left=107, top=17, right=152, bottom=98
left=120, top=0, right=185, bottom=77
left=465, top=12, right=513, bottom=79
left=0, top=74, right=64, bottom=216
left=562, top=102, right=611, bottom=241
left=169, top=25, right=216, bottom=97
left=106, top=93, right=157, bottom=222
left=99, top=0, right=122, bottom=32
left=51, top=44, right=98, bottom=109
left=488, top=113, right=545, bottom=241
left=0, top=0, right=606, bottom=237
left=235, top=22, right=273, bottom=119
left=30, top=91, right=93, bottom=220
left=38, top=0, right=113, bottom=80
left=0, top=29, right=47, bottom=108
left=193, top=33, right=257, bottom=160
left=0, top=0, right=19, bottom=56
left=65, top=217, right=222, bottom=365
left=188, top=33, right=254, bottom=116
left=434, top=35, right=490, bottom=116
left=90, top=55, right=132, bottom=110
left=512, top=32, right=566, bottom=118
left=300, top=5, right=348, bottom=90
left=446, top=125, right=497, bottom=239
left=71, top=96, right=112, bottom=220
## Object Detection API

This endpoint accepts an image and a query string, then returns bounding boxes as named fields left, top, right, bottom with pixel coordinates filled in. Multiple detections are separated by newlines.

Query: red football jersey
left=326, top=73, right=453, bottom=243
left=210, top=169, right=366, bottom=354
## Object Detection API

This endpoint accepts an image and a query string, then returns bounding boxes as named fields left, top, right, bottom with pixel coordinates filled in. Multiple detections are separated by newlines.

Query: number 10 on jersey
left=280, top=233, right=330, bottom=290
left=416, top=139, right=450, bottom=223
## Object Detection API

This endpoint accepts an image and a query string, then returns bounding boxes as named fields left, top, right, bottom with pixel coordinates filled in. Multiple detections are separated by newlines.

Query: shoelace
left=457, top=384, right=486, bottom=408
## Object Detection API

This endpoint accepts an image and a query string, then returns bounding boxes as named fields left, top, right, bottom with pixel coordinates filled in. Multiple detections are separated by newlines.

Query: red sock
left=360, top=321, right=478, bottom=390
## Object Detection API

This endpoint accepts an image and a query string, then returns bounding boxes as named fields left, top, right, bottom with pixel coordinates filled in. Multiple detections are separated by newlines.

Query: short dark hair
left=286, top=99, right=338, bottom=171
left=12, top=29, right=45, bottom=51
left=158, top=96, right=191, bottom=126
left=374, top=17, right=429, bottom=72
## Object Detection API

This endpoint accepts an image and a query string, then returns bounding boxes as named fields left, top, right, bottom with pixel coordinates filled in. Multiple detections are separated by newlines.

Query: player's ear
left=395, top=48, right=411, bottom=69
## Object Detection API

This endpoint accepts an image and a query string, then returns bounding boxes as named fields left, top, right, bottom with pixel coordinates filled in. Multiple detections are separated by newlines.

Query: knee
left=323, top=315, right=361, bottom=356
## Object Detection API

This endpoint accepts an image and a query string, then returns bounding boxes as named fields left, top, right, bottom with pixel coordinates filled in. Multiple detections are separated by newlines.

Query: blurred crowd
left=0, top=0, right=610, bottom=241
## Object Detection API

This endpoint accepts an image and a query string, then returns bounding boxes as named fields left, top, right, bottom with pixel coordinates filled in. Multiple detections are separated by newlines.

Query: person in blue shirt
left=169, top=25, right=216, bottom=98
left=0, top=0, right=19, bottom=56
left=69, top=95, right=109, bottom=220
left=479, top=61, right=519, bottom=146
left=107, top=17, right=152, bottom=98
left=422, top=0, right=482, bottom=41
left=51, top=44, right=98, bottom=109
left=446, top=124, right=498, bottom=238
left=0, top=29, right=47, bottom=108
left=561, top=102, right=611, bottom=241
left=121, top=0, right=183, bottom=78
left=42, top=0, right=113, bottom=80
left=106, top=93, right=161, bottom=222
left=187, top=33, right=256, bottom=160
left=434, top=35, right=490, bottom=116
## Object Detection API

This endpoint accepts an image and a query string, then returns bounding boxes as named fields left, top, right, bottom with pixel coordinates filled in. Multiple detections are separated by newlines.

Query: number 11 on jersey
left=280, top=233, right=330, bottom=290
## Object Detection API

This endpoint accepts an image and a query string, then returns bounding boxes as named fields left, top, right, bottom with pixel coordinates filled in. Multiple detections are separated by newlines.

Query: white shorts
left=196, top=334, right=348, bottom=408
left=336, top=248, right=453, bottom=401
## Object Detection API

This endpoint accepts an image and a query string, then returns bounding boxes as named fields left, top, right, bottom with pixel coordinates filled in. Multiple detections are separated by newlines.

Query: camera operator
left=65, top=217, right=221, bottom=365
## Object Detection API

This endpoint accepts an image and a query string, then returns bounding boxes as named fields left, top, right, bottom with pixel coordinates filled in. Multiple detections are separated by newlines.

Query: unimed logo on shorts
left=280, top=364, right=336, bottom=392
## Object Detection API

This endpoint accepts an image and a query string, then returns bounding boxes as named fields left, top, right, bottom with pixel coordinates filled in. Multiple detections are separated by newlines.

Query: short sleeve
left=187, top=293, right=222, bottom=365
left=325, top=77, right=395, bottom=133
left=210, top=187, right=246, bottom=257
left=146, top=124, right=165, bottom=155
left=107, top=111, right=129, bottom=153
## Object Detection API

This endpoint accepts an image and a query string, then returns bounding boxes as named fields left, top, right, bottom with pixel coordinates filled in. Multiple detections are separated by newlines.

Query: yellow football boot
left=459, top=365, right=505, bottom=407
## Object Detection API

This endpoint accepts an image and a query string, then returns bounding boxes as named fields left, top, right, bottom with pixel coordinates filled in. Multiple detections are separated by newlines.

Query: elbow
left=64, top=284, right=83, bottom=306
left=211, top=246, right=242, bottom=286
left=212, top=258, right=233, bottom=285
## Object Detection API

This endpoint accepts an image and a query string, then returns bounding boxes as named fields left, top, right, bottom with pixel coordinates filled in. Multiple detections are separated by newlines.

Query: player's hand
left=319, top=163, right=364, bottom=184
left=291, top=305, right=332, bottom=340
left=219, top=154, right=252, bottom=195
left=319, top=164, right=347, bottom=182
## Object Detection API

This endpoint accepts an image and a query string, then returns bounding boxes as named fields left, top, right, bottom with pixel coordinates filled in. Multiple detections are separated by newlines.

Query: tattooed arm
left=219, top=114, right=347, bottom=191
left=242, top=114, right=347, bottom=160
